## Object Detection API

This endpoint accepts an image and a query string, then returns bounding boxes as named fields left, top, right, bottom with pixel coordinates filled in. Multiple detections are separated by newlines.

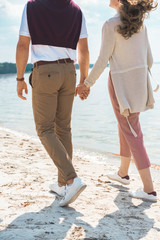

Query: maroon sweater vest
left=27, top=0, right=82, bottom=50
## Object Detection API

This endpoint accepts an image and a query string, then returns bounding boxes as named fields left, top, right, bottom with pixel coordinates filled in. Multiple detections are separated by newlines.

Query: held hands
left=17, top=81, right=28, bottom=100
left=75, top=83, right=90, bottom=100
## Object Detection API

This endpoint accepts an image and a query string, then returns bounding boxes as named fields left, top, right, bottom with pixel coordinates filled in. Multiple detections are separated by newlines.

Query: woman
left=77, top=0, right=158, bottom=202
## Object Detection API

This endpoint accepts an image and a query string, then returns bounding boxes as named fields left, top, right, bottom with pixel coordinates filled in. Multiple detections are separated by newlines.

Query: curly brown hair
left=117, top=0, right=158, bottom=39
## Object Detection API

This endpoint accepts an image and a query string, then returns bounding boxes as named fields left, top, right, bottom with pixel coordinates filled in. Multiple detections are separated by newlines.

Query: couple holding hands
left=16, top=0, right=158, bottom=206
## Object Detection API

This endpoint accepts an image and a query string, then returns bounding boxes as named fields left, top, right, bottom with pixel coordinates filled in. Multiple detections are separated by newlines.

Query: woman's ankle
left=118, top=169, right=129, bottom=177
left=143, top=187, right=154, bottom=194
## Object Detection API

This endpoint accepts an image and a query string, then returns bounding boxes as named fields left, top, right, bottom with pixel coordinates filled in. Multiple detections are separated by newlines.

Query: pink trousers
left=108, top=74, right=151, bottom=170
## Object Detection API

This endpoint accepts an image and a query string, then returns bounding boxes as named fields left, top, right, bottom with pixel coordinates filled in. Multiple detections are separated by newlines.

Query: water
left=0, top=65, right=160, bottom=165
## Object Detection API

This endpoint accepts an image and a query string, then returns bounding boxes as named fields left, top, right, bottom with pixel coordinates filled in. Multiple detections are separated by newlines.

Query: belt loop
left=57, top=59, right=60, bottom=64
left=35, top=62, right=38, bottom=69
left=64, top=59, right=67, bottom=64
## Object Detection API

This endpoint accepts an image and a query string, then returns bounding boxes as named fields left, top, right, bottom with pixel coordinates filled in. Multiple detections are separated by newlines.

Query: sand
left=0, top=128, right=160, bottom=240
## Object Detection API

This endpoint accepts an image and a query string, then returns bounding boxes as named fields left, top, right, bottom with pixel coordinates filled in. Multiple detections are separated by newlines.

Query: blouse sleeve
left=145, top=27, right=153, bottom=69
left=84, top=21, right=116, bottom=87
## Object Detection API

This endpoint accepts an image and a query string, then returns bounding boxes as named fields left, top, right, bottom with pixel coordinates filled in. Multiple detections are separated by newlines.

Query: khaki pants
left=31, top=62, right=77, bottom=185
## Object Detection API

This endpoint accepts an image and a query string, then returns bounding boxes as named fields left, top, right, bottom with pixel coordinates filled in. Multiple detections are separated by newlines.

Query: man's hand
left=17, top=81, right=28, bottom=100
left=75, top=83, right=90, bottom=100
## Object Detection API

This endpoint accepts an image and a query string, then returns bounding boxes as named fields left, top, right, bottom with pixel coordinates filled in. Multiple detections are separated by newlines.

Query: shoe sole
left=68, top=184, right=87, bottom=204
left=107, top=175, right=130, bottom=185
left=60, top=184, right=87, bottom=207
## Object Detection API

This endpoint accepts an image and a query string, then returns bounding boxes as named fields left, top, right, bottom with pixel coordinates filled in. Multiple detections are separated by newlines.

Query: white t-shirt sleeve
left=19, top=4, right=30, bottom=37
left=79, top=13, right=88, bottom=39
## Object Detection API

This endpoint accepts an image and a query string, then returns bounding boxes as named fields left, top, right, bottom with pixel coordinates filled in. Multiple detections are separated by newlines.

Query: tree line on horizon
left=0, top=62, right=94, bottom=74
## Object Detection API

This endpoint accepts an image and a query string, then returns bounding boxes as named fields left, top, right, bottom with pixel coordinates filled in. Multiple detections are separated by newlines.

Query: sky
left=0, top=0, right=160, bottom=63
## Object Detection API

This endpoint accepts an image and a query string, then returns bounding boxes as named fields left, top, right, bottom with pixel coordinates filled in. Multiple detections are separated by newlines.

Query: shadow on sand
left=0, top=186, right=157, bottom=240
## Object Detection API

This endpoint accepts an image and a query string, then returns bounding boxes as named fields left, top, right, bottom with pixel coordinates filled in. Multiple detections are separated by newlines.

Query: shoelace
left=62, top=185, right=68, bottom=200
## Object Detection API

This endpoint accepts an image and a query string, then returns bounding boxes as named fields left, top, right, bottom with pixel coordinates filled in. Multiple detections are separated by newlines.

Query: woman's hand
left=75, top=83, right=90, bottom=100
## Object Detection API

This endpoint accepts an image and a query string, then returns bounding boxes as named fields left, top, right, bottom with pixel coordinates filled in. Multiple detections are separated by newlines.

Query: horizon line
left=0, top=62, right=160, bottom=65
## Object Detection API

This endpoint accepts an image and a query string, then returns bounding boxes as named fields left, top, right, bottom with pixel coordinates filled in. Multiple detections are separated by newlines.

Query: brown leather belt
left=33, top=58, right=74, bottom=68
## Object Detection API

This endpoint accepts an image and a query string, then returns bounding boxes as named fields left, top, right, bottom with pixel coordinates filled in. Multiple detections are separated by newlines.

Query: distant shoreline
left=0, top=62, right=160, bottom=75
left=0, top=62, right=94, bottom=74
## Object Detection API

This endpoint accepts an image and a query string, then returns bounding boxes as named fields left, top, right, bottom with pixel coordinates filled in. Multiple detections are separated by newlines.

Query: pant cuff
left=137, top=163, right=151, bottom=171
left=66, top=172, right=77, bottom=182
left=58, top=180, right=67, bottom=186
left=120, top=154, right=132, bottom=159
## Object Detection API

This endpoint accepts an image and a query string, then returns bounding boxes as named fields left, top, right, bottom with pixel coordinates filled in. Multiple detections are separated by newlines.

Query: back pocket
left=37, top=71, right=60, bottom=94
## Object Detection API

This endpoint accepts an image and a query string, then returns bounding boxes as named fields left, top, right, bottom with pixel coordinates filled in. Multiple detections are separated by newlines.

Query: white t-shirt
left=19, top=4, right=88, bottom=64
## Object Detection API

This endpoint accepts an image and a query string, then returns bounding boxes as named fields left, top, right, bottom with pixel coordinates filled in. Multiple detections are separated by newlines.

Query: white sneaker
left=49, top=182, right=65, bottom=197
left=129, top=189, right=157, bottom=202
left=107, top=172, right=130, bottom=185
left=59, top=177, right=87, bottom=207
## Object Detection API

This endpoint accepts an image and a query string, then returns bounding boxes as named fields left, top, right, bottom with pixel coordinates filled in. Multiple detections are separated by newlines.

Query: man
left=16, top=0, right=89, bottom=207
